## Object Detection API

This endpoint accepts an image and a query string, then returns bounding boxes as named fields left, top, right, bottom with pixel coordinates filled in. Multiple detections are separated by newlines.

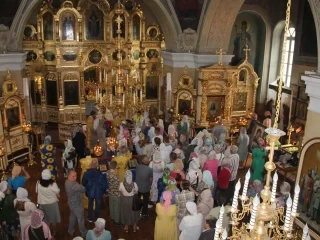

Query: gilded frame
left=146, top=25, right=160, bottom=41
left=295, top=138, right=320, bottom=239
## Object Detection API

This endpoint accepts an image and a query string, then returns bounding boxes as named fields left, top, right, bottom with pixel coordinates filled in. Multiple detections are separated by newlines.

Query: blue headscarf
left=203, top=170, right=213, bottom=188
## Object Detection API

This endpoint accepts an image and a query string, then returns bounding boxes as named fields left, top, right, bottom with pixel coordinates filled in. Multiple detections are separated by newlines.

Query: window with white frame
left=282, top=27, right=295, bottom=87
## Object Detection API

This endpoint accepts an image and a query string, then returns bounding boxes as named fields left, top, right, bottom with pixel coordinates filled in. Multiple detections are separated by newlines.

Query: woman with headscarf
left=8, top=165, right=30, bottom=194
left=14, top=187, right=37, bottom=239
left=36, top=169, right=61, bottom=235
left=0, top=181, right=20, bottom=240
left=179, top=201, right=203, bottom=240
left=62, top=139, right=77, bottom=177
left=40, top=135, right=57, bottom=180
left=250, top=137, right=267, bottom=182
left=149, top=150, right=165, bottom=203
left=204, top=137, right=213, bottom=154
left=187, top=159, right=203, bottom=191
left=86, top=218, right=111, bottom=240
left=157, top=167, right=170, bottom=203
left=214, top=143, right=225, bottom=166
left=168, top=124, right=178, bottom=148
left=162, top=176, right=180, bottom=204
left=197, top=146, right=208, bottom=169
left=237, top=127, right=249, bottom=169
left=154, top=191, right=178, bottom=240
left=24, top=209, right=52, bottom=240
left=72, top=125, right=86, bottom=160
left=203, top=151, right=219, bottom=182
left=177, top=115, right=190, bottom=142
left=119, top=170, right=140, bottom=233
left=197, top=172, right=214, bottom=220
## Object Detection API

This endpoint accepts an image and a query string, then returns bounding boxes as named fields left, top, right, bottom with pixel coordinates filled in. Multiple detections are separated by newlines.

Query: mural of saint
left=62, top=15, right=75, bottom=40
left=209, top=102, right=217, bottom=116
left=231, top=20, right=252, bottom=65
left=146, top=76, right=158, bottom=99
left=43, top=12, right=53, bottom=40
left=179, top=100, right=191, bottom=115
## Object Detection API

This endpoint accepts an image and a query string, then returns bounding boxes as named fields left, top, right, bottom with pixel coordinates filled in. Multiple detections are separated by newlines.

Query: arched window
left=282, top=27, right=295, bottom=87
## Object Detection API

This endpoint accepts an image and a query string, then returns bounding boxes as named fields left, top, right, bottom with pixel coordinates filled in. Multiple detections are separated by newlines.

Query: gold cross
left=215, top=47, right=226, bottom=65
left=31, top=52, right=36, bottom=61
left=243, top=44, right=251, bottom=61
left=115, top=15, right=123, bottom=32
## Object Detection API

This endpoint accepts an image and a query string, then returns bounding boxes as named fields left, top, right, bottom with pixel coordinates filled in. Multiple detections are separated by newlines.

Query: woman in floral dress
left=40, top=135, right=57, bottom=180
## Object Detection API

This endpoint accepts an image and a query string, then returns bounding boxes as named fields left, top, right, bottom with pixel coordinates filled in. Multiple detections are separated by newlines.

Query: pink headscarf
left=163, top=190, right=172, bottom=214
left=190, top=152, right=198, bottom=159
left=24, top=209, right=52, bottom=240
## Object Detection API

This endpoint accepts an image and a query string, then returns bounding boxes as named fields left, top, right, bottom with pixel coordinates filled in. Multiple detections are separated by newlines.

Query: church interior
left=0, top=0, right=320, bottom=239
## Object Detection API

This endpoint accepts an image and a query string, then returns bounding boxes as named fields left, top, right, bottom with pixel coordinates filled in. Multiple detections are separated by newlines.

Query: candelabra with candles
left=23, top=120, right=37, bottom=167
left=107, top=137, right=118, bottom=150
left=213, top=0, right=310, bottom=239
left=96, top=1, right=143, bottom=118
left=0, top=146, right=8, bottom=181
left=93, top=140, right=103, bottom=157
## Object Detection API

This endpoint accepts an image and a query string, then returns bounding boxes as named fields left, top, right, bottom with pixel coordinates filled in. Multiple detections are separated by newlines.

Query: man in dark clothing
left=135, top=155, right=153, bottom=218
left=82, top=158, right=107, bottom=222
left=198, top=218, right=217, bottom=240
left=247, top=113, right=258, bottom=135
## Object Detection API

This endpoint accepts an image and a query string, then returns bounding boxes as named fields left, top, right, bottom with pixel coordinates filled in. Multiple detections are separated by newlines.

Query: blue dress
left=40, top=144, right=57, bottom=180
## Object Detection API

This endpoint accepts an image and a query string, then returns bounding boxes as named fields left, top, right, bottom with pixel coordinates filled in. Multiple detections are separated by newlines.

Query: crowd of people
left=0, top=110, right=293, bottom=240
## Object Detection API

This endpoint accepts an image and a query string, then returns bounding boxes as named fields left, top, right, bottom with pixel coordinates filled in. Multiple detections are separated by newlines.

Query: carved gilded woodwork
left=173, top=66, right=197, bottom=119
left=197, top=58, right=258, bottom=125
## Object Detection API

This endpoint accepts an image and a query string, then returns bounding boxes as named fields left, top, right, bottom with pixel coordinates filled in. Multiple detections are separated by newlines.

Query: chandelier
left=214, top=0, right=310, bottom=239
left=97, top=0, right=143, bottom=117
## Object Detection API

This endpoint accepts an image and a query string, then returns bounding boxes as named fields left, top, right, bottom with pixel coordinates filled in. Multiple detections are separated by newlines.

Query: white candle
left=105, top=55, right=108, bottom=64
left=219, top=205, right=224, bottom=224
left=271, top=171, right=278, bottom=202
left=126, top=74, right=129, bottom=84
left=133, top=93, right=135, bottom=104
left=140, top=90, right=142, bottom=102
left=100, top=95, right=102, bottom=104
left=302, top=224, right=309, bottom=240
left=231, top=180, right=241, bottom=212
left=284, top=196, right=293, bottom=231
left=214, top=219, right=221, bottom=240
left=99, top=69, right=102, bottom=82
left=222, top=229, right=228, bottom=239
left=291, top=184, right=300, bottom=217
left=242, top=170, right=250, bottom=200
left=110, top=94, right=112, bottom=105
left=306, top=234, right=311, bottom=240
left=111, top=69, right=114, bottom=76
left=123, top=94, right=125, bottom=106
left=106, top=72, right=108, bottom=84
left=249, top=194, right=260, bottom=229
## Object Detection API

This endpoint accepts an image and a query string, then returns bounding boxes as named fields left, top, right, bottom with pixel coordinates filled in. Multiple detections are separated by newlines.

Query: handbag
left=132, top=194, right=143, bottom=211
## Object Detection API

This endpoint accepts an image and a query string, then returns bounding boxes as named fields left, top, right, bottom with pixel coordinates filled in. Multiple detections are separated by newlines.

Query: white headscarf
left=64, top=139, right=73, bottom=154
left=186, top=201, right=198, bottom=215
left=133, top=128, right=141, bottom=144
left=125, top=170, right=133, bottom=185
left=158, top=119, right=164, bottom=128
left=94, top=218, right=106, bottom=232
left=16, top=187, right=29, bottom=201
left=0, top=181, right=8, bottom=200
left=168, top=125, right=176, bottom=135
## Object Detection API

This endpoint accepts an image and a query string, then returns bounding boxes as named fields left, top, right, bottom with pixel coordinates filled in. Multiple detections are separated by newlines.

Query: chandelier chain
left=273, top=0, right=291, bottom=129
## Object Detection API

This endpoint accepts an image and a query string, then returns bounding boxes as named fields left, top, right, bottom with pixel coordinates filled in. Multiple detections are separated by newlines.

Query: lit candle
left=291, top=184, right=300, bottom=217
left=231, top=179, right=241, bottom=212
left=271, top=171, right=278, bottom=202
left=302, top=224, right=309, bottom=240
left=284, top=195, right=292, bottom=231
left=214, top=219, right=221, bottom=240
left=242, top=169, right=250, bottom=200
left=99, top=69, right=102, bottom=82
left=249, top=194, right=260, bottom=229
left=222, top=229, right=228, bottom=240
